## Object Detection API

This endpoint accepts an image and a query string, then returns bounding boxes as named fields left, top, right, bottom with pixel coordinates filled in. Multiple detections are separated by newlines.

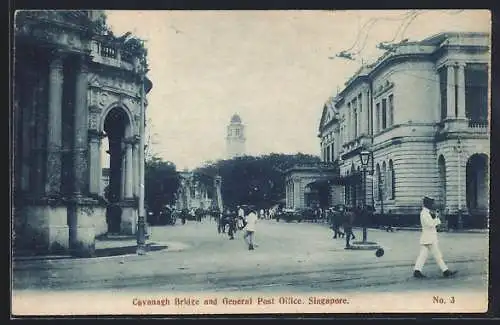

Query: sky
left=104, top=10, right=490, bottom=170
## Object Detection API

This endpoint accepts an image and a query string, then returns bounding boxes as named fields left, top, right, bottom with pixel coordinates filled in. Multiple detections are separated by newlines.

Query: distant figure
left=343, top=206, right=356, bottom=248
left=243, top=208, right=258, bottom=250
left=330, top=206, right=345, bottom=239
left=413, top=196, right=457, bottom=279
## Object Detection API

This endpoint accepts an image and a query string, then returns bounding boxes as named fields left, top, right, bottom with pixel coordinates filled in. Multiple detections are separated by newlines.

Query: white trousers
left=414, top=243, right=448, bottom=272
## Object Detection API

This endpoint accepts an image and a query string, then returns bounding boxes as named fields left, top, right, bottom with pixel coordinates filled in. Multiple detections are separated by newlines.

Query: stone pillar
left=121, top=141, right=126, bottom=200
left=446, top=64, right=456, bottom=119
left=20, top=70, right=34, bottom=192
left=124, top=138, right=134, bottom=199
left=347, top=106, right=351, bottom=142
left=132, top=139, right=139, bottom=197
left=88, top=131, right=103, bottom=195
left=365, top=90, right=370, bottom=135
left=45, top=52, right=65, bottom=196
left=73, top=54, right=89, bottom=196
left=456, top=62, right=467, bottom=118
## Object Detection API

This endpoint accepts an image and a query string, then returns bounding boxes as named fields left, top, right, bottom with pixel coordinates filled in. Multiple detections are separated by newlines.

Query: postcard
left=11, top=9, right=490, bottom=316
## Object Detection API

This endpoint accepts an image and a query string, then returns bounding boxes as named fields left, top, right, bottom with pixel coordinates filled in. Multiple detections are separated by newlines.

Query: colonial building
left=290, top=32, right=490, bottom=228
left=12, top=11, right=153, bottom=256
left=226, top=113, right=246, bottom=159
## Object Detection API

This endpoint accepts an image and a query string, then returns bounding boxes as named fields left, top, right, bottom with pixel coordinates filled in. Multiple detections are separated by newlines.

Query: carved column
left=446, top=64, right=456, bottom=118
left=124, top=137, right=134, bottom=199
left=456, top=62, right=467, bottom=118
left=88, top=130, right=104, bottom=195
left=121, top=140, right=126, bottom=200
left=73, top=54, right=89, bottom=196
left=19, top=67, right=34, bottom=192
left=45, top=52, right=65, bottom=196
left=365, top=90, right=370, bottom=135
left=132, top=136, right=140, bottom=197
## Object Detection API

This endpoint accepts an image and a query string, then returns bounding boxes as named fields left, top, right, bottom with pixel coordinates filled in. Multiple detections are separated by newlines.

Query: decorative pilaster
left=88, top=130, right=105, bottom=195
left=365, top=90, right=370, bottom=135
left=45, top=52, right=65, bottom=196
left=456, top=62, right=467, bottom=119
left=446, top=64, right=456, bottom=118
left=124, top=136, right=136, bottom=199
left=132, top=135, right=140, bottom=197
left=73, top=54, right=89, bottom=196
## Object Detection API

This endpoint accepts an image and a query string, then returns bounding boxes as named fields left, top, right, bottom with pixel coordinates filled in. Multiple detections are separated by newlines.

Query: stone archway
left=466, top=153, right=489, bottom=219
left=437, top=155, right=447, bottom=211
left=102, top=106, right=135, bottom=234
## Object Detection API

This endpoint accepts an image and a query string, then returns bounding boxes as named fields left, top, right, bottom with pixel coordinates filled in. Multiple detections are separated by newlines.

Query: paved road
left=12, top=219, right=488, bottom=293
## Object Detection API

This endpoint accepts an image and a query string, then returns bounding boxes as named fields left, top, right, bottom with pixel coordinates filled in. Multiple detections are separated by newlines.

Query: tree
left=192, top=153, right=321, bottom=209
left=145, top=156, right=181, bottom=215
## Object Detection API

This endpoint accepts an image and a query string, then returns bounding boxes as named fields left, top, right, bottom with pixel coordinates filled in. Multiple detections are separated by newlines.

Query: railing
left=100, top=45, right=117, bottom=59
left=468, top=120, right=489, bottom=129
left=91, top=40, right=138, bottom=71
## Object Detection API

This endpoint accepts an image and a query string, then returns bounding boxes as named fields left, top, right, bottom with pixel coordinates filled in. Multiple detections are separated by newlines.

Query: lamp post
left=359, top=150, right=371, bottom=243
left=454, top=137, right=463, bottom=230
left=137, top=59, right=149, bottom=255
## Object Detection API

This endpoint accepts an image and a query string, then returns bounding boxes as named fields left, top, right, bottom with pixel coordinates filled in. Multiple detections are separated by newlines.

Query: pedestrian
left=343, top=206, right=356, bottom=248
left=330, top=205, right=345, bottom=239
left=243, top=208, right=258, bottom=250
left=413, top=196, right=457, bottom=278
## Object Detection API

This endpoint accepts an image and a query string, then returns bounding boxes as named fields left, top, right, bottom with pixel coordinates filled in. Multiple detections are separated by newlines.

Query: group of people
left=218, top=206, right=259, bottom=250
left=325, top=205, right=359, bottom=249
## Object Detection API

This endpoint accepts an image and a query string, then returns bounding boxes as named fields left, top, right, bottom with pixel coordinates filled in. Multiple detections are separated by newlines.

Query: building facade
left=226, top=113, right=246, bottom=159
left=318, top=31, right=490, bottom=227
left=12, top=11, right=153, bottom=256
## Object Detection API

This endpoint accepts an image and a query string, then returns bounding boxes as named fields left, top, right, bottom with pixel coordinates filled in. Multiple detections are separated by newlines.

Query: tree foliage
left=145, top=156, right=180, bottom=214
left=192, top=153, right=321, bottom=209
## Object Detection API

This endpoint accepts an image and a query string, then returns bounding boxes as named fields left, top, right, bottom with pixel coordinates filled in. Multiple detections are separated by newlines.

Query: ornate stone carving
left=89, top=112, right=99, bottom=131
left=97, top=91, right=109, bottom=108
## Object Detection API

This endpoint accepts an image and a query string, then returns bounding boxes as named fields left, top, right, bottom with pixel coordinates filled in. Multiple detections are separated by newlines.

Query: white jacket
left=419, top=207, right=441, bottom=245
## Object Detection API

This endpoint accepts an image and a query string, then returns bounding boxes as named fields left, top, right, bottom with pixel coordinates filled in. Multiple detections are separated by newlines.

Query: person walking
left=413, top=196, right=457, bottom=278
left=343, top=206, right=356, bottom=248
left=243, top=208, right=258, bottom=250
left=330, top=206, right=345, bottom=239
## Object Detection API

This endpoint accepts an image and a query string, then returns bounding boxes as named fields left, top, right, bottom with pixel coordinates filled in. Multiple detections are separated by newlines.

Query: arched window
left=389, top=160, right=395, bottom=199
left=375, top=163, right=381, bottom=201
left=382, top=161, right=387, bottom=201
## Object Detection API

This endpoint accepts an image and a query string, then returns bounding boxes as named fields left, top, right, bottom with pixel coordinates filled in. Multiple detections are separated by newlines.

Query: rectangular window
left=465, top=63, right=489, bottom=126
left=358, top=94, right=363, bottom=134
left=331, top=142, right=335, bottom=161
left=375, top=103, right=380, bottom=133
left=353, top=107, right=358, bottom=139
left=326, top=145, right=331, bottom=163
left=235, top=129, right=240, bottom=136
left=388, top=94, right=394, bottom=126
left=439, top=68, right=448, bottom=120
left=382, top=98, right=387, bottom=129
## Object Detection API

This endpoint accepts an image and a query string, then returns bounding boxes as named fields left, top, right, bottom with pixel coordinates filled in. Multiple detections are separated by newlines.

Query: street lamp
left=359, top=150, right=371, bottom=243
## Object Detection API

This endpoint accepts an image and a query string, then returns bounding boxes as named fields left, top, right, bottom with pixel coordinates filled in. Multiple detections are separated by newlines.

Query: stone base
left=68, top=198, right=105, bottom=257
left=120, top=206, right=138, bottom=235
left=15, top=205, right=69, bottom=254
left=93, top=205, right=107, bottom=237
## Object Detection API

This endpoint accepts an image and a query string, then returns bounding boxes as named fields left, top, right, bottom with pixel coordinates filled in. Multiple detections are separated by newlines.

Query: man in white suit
left=413, top=196, right=457, bottom=278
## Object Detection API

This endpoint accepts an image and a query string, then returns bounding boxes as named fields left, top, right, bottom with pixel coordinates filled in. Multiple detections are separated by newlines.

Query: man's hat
left=423, top=196, right=435, bottom=207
